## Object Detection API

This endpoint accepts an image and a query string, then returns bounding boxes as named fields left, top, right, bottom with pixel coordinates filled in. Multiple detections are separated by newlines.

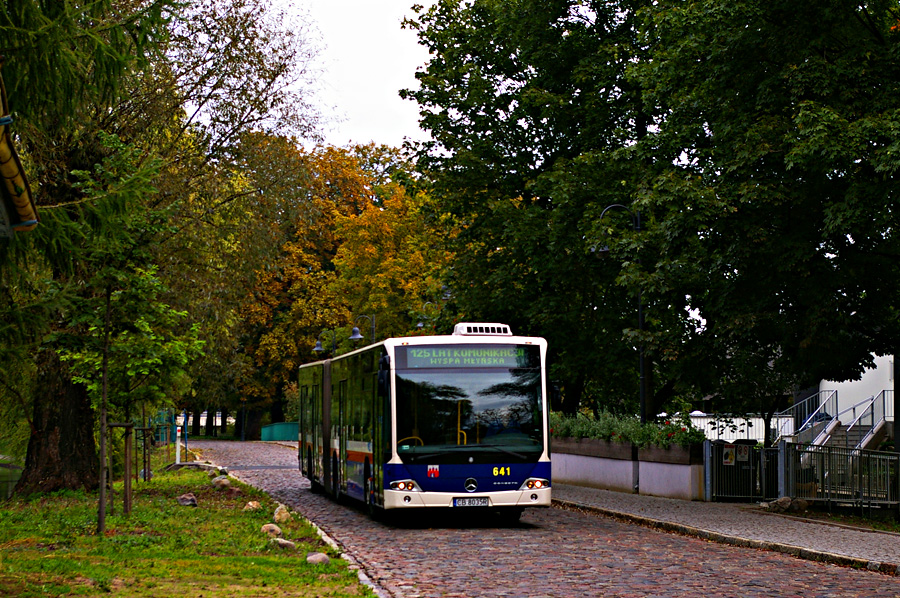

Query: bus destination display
left=401, top=345, right=531, bottom=368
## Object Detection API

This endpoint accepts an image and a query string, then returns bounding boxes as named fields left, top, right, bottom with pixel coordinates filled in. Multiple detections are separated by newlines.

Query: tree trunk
left=245, top=408, right=264, bottom=440
left=219, top=408, right=229, bottom=436
left=236, top=405, right=245, bottom=440
left=561, top=373, right=584, bottom=415
left=16, top=350, right=99, bottom=494
left=191, top=408, right=202, bottom=437
left=204, top=406, right=215, bottom=437
left=270, top=398, right=285, bottom=424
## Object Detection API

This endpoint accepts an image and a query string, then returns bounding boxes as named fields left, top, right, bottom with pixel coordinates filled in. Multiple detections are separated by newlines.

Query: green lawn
left=0, top=452, right=369, bottom=597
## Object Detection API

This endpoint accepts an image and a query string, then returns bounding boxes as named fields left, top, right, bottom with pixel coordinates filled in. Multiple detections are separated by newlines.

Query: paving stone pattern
left=191, top=440, right=900, bottom=598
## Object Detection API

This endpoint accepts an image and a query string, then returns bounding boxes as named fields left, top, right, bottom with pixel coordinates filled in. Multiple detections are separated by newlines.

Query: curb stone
left=553, top=498, right=899, bottom=576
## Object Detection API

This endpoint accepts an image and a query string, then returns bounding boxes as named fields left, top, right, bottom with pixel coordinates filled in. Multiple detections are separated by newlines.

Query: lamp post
left=349, top=315, right=375, bottom=343
left=597, top=203, right=647, bottom=425
left=313, top=329, right=337, bottom=354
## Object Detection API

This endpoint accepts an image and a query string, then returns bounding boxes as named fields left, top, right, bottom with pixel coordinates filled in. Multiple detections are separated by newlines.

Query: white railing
left=774, top=390, right=838, bottom=442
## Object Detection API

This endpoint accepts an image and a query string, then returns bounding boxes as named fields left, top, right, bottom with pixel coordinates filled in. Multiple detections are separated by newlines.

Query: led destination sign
left=399, top=345, right=536, bottom=369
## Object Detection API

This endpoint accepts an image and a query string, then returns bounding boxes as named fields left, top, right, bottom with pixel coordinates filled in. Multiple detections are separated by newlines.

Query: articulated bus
left=298, top=323, right=550, bottom=520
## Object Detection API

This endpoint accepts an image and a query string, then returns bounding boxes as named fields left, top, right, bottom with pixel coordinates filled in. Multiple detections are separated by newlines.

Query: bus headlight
left=390, top=480, right=421, bottom=492
left=520, top=478, right=550, bottom=491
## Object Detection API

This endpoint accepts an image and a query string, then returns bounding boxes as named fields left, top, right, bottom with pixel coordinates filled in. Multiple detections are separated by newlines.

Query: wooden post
left=108, top=428, right=114, bottom=516
left=124, top=425, right=132, bottom=514
left=135, top=427, right=152, bottom=481
left=133, top=426, right=138, bottom=486
left=143, top=427, right=148, bottom=480
left=110, top=423, right=134, bottom=515
left=97, top=286, right=112, bottom=534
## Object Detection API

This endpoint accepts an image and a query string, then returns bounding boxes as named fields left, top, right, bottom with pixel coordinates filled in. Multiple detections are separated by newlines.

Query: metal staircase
left=823, top=391, right=891, bottom=451
left=774, top=390, right=839, bottom=446
left=805, top=392, right=892, bottom=495
left=775, top=390, right=891, bottom=451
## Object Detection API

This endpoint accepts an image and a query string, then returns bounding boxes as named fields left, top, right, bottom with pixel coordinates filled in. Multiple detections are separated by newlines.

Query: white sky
left=304, top=0, right=432, bottom=148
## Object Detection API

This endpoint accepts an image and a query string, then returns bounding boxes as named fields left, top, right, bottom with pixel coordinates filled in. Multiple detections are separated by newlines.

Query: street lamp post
left=349, top=315, right=376, bottom=343
left=313, top=329, right=337, bottom=354
left=597, top=204, right=647, bottom=425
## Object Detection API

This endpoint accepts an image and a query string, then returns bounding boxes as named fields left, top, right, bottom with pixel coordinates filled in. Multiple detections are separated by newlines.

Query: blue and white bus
left=298, top=323, right=551, bottom=520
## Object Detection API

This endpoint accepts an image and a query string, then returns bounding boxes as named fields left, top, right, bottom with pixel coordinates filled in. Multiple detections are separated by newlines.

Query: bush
left=550, top=411, right=706, bottom=448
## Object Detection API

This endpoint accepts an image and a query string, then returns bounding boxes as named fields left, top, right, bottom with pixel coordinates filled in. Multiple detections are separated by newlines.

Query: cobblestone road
left=191, top=440, right=900, bottom=598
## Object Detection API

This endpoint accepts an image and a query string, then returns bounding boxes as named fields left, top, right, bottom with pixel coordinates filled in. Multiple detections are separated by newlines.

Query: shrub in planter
left=550, top=411, right=705, bottom=448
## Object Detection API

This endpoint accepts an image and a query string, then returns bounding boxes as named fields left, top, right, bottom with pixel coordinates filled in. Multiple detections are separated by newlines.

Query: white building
left=819, top=354, right=894, bottom=420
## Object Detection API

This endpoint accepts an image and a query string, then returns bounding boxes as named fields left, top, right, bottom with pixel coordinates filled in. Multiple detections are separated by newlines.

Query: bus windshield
left=394, top=344, right=544, bottom=464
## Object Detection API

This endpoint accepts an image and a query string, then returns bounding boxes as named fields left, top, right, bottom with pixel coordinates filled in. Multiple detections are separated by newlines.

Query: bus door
left=336, top=379, right=348, bottom=496
left=311, top=384, right=322, bottom=484
left=375, top=354, right=391, bottom=505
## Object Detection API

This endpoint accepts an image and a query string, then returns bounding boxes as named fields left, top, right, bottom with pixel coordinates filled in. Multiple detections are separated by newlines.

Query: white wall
left=820, top=354, right=894, bottom=418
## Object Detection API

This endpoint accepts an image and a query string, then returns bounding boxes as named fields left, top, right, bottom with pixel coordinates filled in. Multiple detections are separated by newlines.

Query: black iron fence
left=705, top=440, right=900, bottom=508
left=785, top=443, right=899, bottom=507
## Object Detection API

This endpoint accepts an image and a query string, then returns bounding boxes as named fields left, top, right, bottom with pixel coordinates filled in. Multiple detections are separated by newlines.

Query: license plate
left=454, top=497, right=489, bottom=507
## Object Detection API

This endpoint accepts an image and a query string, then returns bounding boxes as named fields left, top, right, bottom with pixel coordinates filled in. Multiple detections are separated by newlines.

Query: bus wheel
left=331, top=454, right=340, bottom=501
left=306, top=453, right=321, bottom=493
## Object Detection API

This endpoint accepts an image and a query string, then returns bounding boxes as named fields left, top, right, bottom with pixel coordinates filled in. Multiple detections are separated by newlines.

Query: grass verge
left=0, top=448, right=370, bottom=597
left=783, top=504, right=900, bottom=534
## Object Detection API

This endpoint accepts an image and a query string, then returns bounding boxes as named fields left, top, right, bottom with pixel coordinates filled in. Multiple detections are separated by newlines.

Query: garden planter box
left=638, top=443, right=703, bottom=465
left=551, top=437, right=634, bottom=460
left=551, top=437, right=705, bottom=501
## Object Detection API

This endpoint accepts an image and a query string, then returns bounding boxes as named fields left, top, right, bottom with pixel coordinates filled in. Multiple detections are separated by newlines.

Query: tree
left=402, top=0, right=661, bottom=414
left=1, top=0, right=178, bottom=493
left=404, top=0, right=900, bottom=423
left=2, top=0, right=323, bottom=491
left=236, top=144, right=365, bottom=430
left=237, top=144, right=444, bottom=429
left=332, top=145, right=452, bottom=338
left=631, top=0, right=900, bottom=424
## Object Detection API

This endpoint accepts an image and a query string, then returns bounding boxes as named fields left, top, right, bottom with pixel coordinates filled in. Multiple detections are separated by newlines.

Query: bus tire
left=331, top=453, right=340, bottom=502
left=364, top=461, right=383, bottom=519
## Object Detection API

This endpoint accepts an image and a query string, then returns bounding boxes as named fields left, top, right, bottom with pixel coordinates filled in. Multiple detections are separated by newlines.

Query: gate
left=705, top=440, right=779, bottom=502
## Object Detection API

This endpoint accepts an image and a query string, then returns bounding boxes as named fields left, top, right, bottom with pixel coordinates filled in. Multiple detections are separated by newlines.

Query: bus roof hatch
left=452, top=323, right=513, bottom=336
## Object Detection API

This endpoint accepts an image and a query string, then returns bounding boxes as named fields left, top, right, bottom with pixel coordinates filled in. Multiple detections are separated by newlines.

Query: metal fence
left=784, top=443, right=899, bottom=507
left=260, top=421, right=299, bottom=441
left=705, top=441, right=779, bottom=502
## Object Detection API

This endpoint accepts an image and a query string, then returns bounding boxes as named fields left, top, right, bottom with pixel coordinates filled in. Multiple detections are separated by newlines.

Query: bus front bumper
left=383, top=487, right=551, bottom=510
